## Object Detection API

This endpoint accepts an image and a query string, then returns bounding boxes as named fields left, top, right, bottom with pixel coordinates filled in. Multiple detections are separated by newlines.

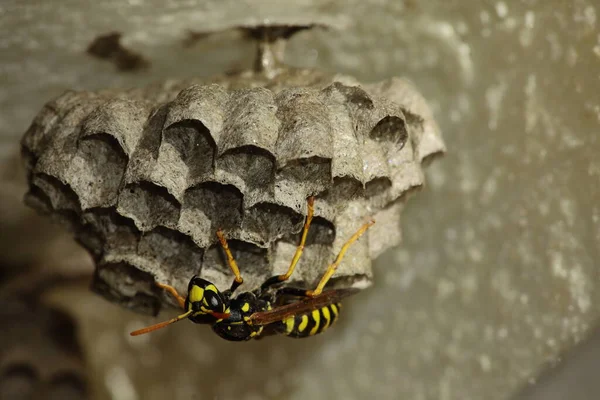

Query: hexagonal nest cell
left=21, top=32, right=445, bottom=315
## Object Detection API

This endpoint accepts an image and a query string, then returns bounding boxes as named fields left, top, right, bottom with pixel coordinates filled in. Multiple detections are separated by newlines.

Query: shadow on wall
left=514, top=325, right=600, bottom=400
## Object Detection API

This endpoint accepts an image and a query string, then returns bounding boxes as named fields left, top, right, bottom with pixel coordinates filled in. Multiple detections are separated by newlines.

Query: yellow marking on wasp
left=189, top=286, right=204, bottom=303
left=250, top=326, right=264, bottom=338
left=309, top=309, right=321, bottom=336
left=241, top=303, right=250, bottom=312
left=285, top=317, right=295, bottom=334
left=331, top=304, right=339, bottom=319
left=322, top=306, right=331, bottom=330
left=205, top=284, right=218, bottom=294
left=202, top=298, right=209, bottom=307
left=298, top=315, right=309, bottom=332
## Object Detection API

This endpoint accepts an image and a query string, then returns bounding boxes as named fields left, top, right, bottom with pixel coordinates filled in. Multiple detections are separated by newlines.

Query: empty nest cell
left=178, top=181, right=243, bottom=247
left=161, top=119, right=217, bottom=187
left=117, top=181, right=181, bottom=232
left=215, top=146, right=275, bottom=208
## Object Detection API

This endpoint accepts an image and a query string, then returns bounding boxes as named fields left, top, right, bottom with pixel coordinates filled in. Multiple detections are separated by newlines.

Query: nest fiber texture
left=22, top=69, right=444, bottom=314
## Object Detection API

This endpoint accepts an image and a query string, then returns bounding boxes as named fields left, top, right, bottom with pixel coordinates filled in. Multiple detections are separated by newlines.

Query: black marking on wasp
left=130, top=197, right=374, bottom=341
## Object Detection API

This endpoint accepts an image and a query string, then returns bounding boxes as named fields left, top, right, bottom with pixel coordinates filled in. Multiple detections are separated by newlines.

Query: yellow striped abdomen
left=280, top=303, right=341, bottom=338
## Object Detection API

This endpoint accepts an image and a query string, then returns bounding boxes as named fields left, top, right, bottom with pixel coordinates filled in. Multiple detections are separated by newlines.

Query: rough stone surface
left=1, top=1, right=599, bottom=400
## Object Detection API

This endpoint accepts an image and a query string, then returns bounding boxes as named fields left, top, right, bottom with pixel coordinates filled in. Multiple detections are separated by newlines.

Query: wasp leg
left=306, top=219, right=375, bottom=297
left=261, top=197, right=315, bottom=290
left=156, top=282, right=186, bottom=309
left=216, top=229, right=244, bottom=293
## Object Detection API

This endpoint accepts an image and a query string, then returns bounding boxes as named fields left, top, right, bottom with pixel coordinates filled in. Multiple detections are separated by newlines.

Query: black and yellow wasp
left=130, top=197, right=374, bottom=341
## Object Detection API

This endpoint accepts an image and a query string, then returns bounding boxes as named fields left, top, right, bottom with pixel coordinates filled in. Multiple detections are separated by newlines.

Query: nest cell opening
left=117, top=181, right=181, bottom=231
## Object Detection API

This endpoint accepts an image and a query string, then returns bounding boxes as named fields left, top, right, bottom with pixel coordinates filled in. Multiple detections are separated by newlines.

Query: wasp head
left=185, top=276, right=230, bottom=322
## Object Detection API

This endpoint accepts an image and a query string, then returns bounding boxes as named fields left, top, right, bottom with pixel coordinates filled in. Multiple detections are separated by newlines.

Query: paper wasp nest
left=21, top=26, right=445, bottom=315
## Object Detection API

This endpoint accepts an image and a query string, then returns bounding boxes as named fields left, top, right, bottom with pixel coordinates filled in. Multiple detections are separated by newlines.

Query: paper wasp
left=130, top=197, right=374, bottom=341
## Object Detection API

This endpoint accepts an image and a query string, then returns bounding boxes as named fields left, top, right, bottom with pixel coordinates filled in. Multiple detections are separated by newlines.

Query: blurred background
left=1, top=1, right=599, bottom=399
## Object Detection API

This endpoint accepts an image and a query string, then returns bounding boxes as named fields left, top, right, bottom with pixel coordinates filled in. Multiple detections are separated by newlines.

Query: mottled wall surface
left=0, top=1, right=599, bottom=400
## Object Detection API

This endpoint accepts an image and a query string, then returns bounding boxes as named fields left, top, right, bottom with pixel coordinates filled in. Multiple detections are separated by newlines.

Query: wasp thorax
left=212, top=292, right=269, bottom=341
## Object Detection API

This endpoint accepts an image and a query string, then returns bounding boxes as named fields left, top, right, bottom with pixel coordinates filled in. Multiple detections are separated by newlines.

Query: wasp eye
left=202, top=291, right=222, bottom=312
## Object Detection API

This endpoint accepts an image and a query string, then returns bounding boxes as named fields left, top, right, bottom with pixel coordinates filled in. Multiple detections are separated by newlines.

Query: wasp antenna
left=307, top=219, right=375, bottom=297
left=130, top=310, right=193, bottom=336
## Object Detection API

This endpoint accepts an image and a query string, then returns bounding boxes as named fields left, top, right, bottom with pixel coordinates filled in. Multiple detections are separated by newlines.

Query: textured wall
left=1, top=0, right=599, bottom=399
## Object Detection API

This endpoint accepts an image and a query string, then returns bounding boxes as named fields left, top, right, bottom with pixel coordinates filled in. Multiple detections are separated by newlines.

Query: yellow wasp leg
left=259, top=197, right=316, bottom=291
left=216, top=229, right=244, bottom=291
left=306, top=219, right=375, bottom=297
left=279, top=196, right=315, bottom=282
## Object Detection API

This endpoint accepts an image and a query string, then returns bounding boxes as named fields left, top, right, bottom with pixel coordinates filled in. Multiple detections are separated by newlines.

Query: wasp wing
left=248, top=288, right=359, bottom=326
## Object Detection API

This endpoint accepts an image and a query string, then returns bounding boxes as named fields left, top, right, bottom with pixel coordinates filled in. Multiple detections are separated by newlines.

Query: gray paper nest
left=21, top=31, right=445, bottom=315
